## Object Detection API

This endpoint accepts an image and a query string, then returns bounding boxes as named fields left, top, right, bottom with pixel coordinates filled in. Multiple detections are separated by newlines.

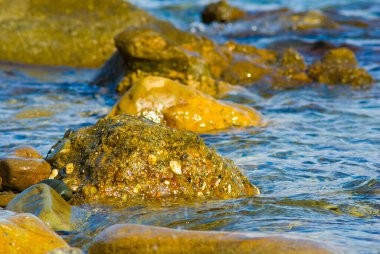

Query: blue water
left=1, top=1, right=379, bottom=253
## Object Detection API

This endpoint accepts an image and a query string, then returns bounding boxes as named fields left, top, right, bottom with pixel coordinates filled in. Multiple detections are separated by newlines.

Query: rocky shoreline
left=0, top=0, right=376, bottom=253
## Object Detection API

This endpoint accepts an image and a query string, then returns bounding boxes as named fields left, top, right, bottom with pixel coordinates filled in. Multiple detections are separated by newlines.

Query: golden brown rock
left=47, top=114, right=259, bottom=206
left=108, top=76, right=261, bottom=132
left=0, top=210, right=68, bottom=254
left=0, top=156, right=51, bottom=192
left=9, top=146, right=43, bottom=159
left=201, top=0, right=246, bottom=24
left=88, top=223, right=333, bottom=254
left=308, top=48, right=373, bottom=86
left=0, top=192, right=17, bottom=207
left=0, top=0, right=156, bottom=67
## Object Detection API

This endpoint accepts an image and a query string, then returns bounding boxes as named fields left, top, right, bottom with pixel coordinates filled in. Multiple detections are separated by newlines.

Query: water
left=1, top=1, right=379, bottom=253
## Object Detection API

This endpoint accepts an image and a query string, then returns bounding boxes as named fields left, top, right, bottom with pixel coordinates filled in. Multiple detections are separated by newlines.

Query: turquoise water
left=1, top=1, right=379, bottom=253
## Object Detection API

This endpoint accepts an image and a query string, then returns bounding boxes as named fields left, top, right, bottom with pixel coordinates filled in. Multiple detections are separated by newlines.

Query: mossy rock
left=308, top=48, right=373, bottom=86
left=0, top=0, right=156, bottom=67
left=46, top=115, right=259, bottom=206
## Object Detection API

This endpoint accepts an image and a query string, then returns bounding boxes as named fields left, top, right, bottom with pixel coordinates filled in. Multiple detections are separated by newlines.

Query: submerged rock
left=0, top=210, right=68, bottom=253
left=0, top=0, right=156, bottom=67
left=47, top=115, right=259, bottom=205
left=308, top=48, right=373, bottom=86
left=201, top=0, right=245, bottom=24
left=108, top=76, right=261, bottom=132
left=0, top=147, right=51, bottom=192
left=88, top=223, right=332, bottom=254
left=6, top=183, right=73, bottom=231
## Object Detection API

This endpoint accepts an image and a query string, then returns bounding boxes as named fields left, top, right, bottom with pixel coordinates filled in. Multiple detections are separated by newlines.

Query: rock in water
left=108, top=76, right=261, bottom=132
left=38, top=179, right=73, bottom=201
left=0, top=210, right=68, bottom=254
left=47, top=115, right=259, bottom=205
left=88, top=223, right=333, bottom=254
left=6, top=183, right=72, bottom=231
left=0, top=147, right=51, bottom=192
left=201, top=1, right=245, bottom=24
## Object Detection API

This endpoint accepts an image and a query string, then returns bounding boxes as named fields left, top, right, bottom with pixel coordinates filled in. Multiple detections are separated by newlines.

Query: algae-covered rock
left=88, top=223, right=333, bottom=254
left=46, top=115, right=259, bottom=205
left=108, top=76, right=261, bottom=132
left=0, top=210, right=69, bottom=254
left=99, top=21, right=229, bottom=96
left=0, top=0, right=156, bottom=67
left=201, top=0, right=245, bottom=24
left=6, top=183, right=73, bottom=231
left=308, top=48, right=373, bottom=86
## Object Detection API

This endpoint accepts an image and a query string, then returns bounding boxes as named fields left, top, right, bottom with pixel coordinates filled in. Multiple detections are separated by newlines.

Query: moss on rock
left=46, top=115, right=259, bottom=206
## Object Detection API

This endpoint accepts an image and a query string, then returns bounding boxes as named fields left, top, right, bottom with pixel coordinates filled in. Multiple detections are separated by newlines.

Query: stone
left=201, top=0, right=245, bottom=24
left=308, top=48, right=373, bottom=86
left=9, top=146, right=43, bottom=159
left=88, top=223, right=333, bottom=254
left=46, top=114, right=259, bottom=206
left=0, top=210, right=68, bottom=254
left=38, top=179, right=73, bottom=201
left=46, top=247, right=84, bottom=254
left=108, top=76, right=261, bottom=132
left=6, top=183, right=72, bottom=231
left=0, top=191, right=17, bottom=207
left=0, top=155, right=51, bottom=192
left=0, top=0, right=157, bottom=67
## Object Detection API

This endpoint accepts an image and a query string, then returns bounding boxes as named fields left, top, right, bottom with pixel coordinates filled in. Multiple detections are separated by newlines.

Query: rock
left=0, top=155, right=51, bottom=192
left=108, top=76, right=261, bottom=132
left=88, top=223, right=333, bottom=254
left=6, top=183, right=72, bottom=231
left=308, top=48, right=373, bottom=86
left=46, top=114, right=259, bottom=205
left=9, top=146, right=43, bottom=159
left=106, top=21, right=228, bottom=96
left=0, top=191, right=17, bottom=207
left=201, top=0, right=245, bottom=24
left=0, top=0, right=157, bottom=67
left=15, top=108, right=54, bottom=119
left=0, top=210, right=68, bottom=253
left=38, top=179, right=73, bottom=201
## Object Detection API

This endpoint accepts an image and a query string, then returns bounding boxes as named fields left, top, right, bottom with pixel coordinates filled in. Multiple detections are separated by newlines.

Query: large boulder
left=0, top=210, right=68, bottom=254
left=0, top=0, right=156, bottom=67
left=46, top=115, right=259, bottom=205
left=88, top=223, right=332, bottom=254
left=108, top=76, right=261, bottom=132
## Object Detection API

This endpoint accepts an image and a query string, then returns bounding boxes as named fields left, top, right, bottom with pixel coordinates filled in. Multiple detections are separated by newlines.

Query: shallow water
left=1, top=1, right=380, bottom=253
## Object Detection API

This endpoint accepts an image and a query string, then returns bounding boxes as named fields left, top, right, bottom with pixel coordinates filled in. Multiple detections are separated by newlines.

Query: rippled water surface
left=1, top=1, right=379, bottom=253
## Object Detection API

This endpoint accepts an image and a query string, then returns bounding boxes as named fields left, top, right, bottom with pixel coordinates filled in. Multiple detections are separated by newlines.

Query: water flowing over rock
left=47, top=115, right=259, bottom=206
left=88, top=223, right=333, bottom=254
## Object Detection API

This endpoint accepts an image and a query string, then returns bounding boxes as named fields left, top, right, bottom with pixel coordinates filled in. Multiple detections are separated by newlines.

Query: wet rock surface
left=0, top=210, right=69, bottom=253
left=201, top=0, right=245, bottom=24
left=108, top=76, right=261, bottom=132
left=0, top=0, right=156, bottom=67
left=88, top=223, right=333, bottom=254
left=0, top=147, right=51, bottom=192
left=47, top=114, right=259, bottom=206
left=308, top=48, right=373, bottom=86
left=6, top=183, right=73, bottom=231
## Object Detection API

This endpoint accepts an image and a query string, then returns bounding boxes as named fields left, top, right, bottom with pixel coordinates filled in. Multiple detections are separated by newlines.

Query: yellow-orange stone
left=88, top=223, right=333, bottom=254
left=109, top=76, right=261, bottom=132
left=0, top=211, right=68, bottom=254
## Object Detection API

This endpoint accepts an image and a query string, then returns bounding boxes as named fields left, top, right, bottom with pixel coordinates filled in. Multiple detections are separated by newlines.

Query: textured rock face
left=6, top=183, right=72, bottom=231
left=308, top=48, right=373, bottom=86
left=108, top=76, right=261, bottom=132
left=201, top=0, right=245, bottom=24
left=0, top=147, right=51, bottom=192
left=0, top=0, right=156, bottom=67
left=47, top=115, right=259, bottom=206
left=88, top=223, right=333, bottom=254
left=0, top=210, right=68, bottom=254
